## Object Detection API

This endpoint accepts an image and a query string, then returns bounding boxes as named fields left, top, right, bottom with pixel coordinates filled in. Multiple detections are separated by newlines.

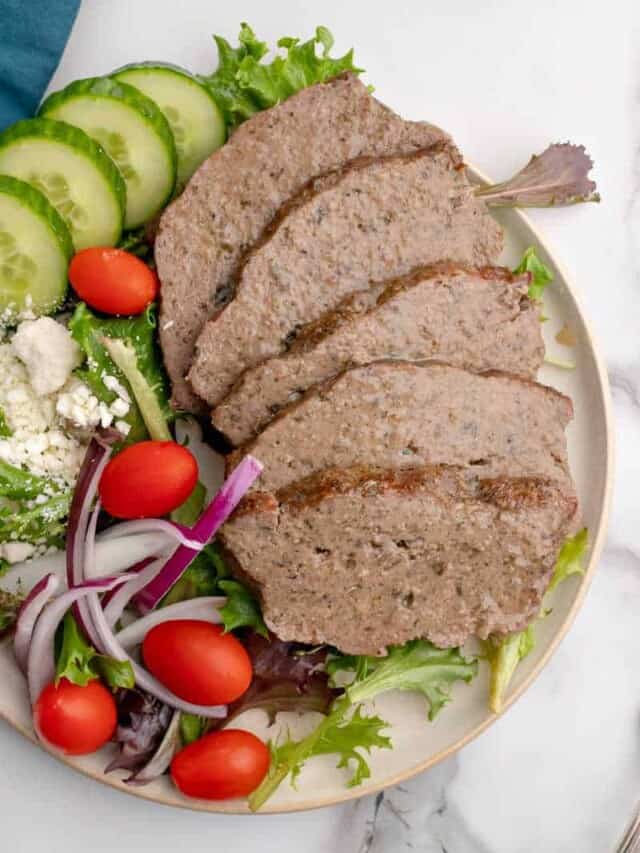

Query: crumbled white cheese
left=0, top=326, right=87, bottom=484
left=0, top=319, right=135, bottom=564
left=110, top=398, right=130, bottom=418
left=56, top=378, right=100, bottom=428
left=56, top=376, right=130, bottom=432
left=11, top=317, right=83, bottom=396
left=98, top=402, right=114, bottom=428
left=103, top=373, right=131, bottom=403
left=116, top=420, right=131, bottom=436
left=0, top=541, right=35, bottom=564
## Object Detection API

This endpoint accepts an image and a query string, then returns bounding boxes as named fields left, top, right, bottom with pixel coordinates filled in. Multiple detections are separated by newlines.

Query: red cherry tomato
left=171, top=730, right=270, bottom=800
left=34, top=678, right=117, bottom=756
left=143, top=620, right=252, bottom=705
left=99, top=440, right=198, bottom=519
left=69, top=247, right=159, bottom=315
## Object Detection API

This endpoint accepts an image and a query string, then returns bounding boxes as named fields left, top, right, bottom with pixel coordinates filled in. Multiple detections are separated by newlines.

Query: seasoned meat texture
left=220, top=466, right=580, bottom=653
left=227, top=362, right=574, bottom=492
left=213, top=265, right=543, bottom=445
left=155, top=73, right=451, bottom=411
left=189, top=144, right=503, bottom=408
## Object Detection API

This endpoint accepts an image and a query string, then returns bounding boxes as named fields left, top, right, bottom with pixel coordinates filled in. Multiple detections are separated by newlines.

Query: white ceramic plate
left=0, top=173, right=613, bottom=814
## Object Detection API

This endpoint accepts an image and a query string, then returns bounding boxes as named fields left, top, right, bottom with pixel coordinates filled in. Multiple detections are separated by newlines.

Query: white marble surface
left=1, top=0, right=638, bottom=850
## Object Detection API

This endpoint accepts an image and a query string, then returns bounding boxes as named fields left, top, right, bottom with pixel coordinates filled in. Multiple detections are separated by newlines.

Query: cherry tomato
left=142, top=620, right=252, bottom=705
left=171, top=729, right=270, bottom=800
left=69, top=247, right=159, bottom=315
left=34, top=678, right=117, bottom=755
left=99, top=440, right=198, bottom=519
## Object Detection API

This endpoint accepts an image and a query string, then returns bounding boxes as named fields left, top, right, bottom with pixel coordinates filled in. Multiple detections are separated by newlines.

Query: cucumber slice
left=0, top=118, right=125, bottom=251
left=0, top=175, right=73, bottom=323
left=40, top=77, right=177, bottom=229
left=112, top=62, right=226, bottom=187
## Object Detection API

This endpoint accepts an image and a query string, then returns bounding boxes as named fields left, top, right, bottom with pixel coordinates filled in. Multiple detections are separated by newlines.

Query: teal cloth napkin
left=0, top=0, right=80, bottom=130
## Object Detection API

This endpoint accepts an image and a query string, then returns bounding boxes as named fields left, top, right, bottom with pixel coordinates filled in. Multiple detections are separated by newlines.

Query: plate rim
left=0, top=168, right=614, bottom=815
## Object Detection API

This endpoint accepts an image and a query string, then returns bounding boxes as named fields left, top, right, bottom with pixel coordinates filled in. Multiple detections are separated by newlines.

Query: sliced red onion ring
left=86, top=594, right=227, bottom=718
left=103, top=551, right=175, bottom=628
left=0, top=533, right=174, bottom=596
left=27, top=575, right=133, bottom=707
left=125, top=710, right=181, bottom=786
left=14, top=574, right=60, bottom=674
left=134, top=456, right=263, bottom=613
left=97, top=520, right=204, bottom=552
left=84, top=498, right=102, bottom=582
left=116, top=596, right=226, bottom=649
left=66, top=436, right=114, bottom=646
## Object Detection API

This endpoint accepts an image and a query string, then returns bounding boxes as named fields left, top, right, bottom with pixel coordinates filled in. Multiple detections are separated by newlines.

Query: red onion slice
left=66, top=436, right=114, bottom=646
left=134, top=456, right=263, bottom=613
left=27, top=575, right=133, bottom=707
left=84, top=498, right=102, bottom=581
left=86, top=594, right=227, bottom=718
left=14, top=574, right=60, bottom=674
left=97, top=520, right=204, bottom=552
left=116, top=596, right=226, bottom=649
left=103, top=551, right=174, bottom=628
left=0, top=533, right=174, bottom=597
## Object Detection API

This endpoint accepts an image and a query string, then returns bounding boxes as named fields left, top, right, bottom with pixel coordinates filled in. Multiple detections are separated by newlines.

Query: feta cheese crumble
left=0, top=319, right=131, bottom=485
left=0, top=318, right=135, bottom=562
left=0, top=542, right=35, bottom=564
left=11, top=317, right=83, bottom=396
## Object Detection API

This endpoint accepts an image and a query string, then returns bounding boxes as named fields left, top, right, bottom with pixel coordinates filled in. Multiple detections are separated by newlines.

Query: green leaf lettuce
left=69, top=302, right=172, bottom=445
left=160, top=544, right=267, bottom=636
left=250, top=640, right=477, bottom=810
left=0, top=460, right=70, bottom=548
left=486, top=529, right=588, bottom=713
left=56, top=612, right=134, bottom=690
left=202, top=24, right=363, bottom=130
left=513, top=246, right=554, bottom=301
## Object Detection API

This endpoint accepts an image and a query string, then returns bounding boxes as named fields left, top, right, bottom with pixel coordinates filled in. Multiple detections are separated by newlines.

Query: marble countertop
left=2, top=1, right=638, bottom=851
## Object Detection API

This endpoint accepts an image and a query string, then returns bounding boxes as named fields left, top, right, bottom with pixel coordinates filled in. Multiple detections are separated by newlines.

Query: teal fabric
left=0, top=0, right=80, bottom=130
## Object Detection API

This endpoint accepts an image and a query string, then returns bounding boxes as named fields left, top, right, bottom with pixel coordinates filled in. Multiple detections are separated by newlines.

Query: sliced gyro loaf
left=188, top=144, right=503, bottom=408
left=213, top=265, right=543, bottom=445
left=219, top=465, right=579, bottom=654
left=155, top=73, right=451, bottom=411
left=226, top=362, right=574, bottom=492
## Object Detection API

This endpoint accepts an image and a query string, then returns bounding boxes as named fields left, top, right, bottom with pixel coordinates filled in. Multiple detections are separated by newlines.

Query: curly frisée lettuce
left=486, top=529, right=588, bottom=713
left=69, top=302, right=172, bottom=444
left=249, top=697, right=390, bottom=810
left=330, top=640, right=479, bottom=721
left=249, top=640, right=477, bottom=810
left=202, top=23, right=363, bottom=130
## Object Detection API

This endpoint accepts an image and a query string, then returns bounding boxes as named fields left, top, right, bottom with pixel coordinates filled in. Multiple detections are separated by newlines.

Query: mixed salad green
left=0, top=21, right=594, bottom=810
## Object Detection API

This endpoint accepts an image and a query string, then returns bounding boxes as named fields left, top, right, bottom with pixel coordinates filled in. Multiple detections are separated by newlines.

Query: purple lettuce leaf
left=105, top=689, right=172, bottom=778
left=213, top=633, right=337, bottom=730
left=476, top=143, right=600, bottom=207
